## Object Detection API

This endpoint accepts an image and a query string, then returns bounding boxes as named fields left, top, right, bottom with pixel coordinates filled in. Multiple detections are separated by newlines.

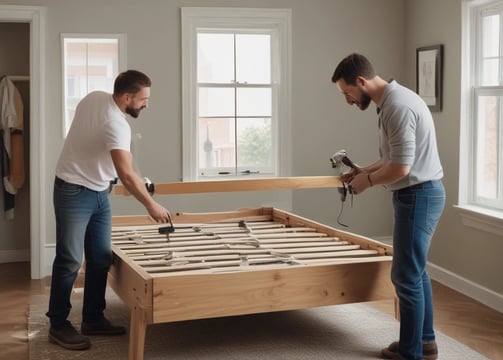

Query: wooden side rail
left=114, top=176, right=343, bottom=196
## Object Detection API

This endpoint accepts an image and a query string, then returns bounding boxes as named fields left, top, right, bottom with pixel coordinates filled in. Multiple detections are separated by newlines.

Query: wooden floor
left=1, top=262, right=502, bottom=359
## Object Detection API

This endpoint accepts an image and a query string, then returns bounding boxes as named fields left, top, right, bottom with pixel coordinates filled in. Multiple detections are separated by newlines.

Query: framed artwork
left=416, top=45, right=443, bottom=112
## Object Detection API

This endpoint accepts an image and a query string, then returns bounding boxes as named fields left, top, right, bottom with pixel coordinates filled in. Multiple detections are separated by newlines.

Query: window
left=62, top=34, right=125, bottom=136
left=461, top=1, right=503, bottom=212
left=181, top=8, right=292, bottom=181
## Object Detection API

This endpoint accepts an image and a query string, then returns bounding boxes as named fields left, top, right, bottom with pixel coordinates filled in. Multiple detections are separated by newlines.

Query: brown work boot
left=49, top=321, right=91, bottom=350
left=381, top=341, right=438, bottom=360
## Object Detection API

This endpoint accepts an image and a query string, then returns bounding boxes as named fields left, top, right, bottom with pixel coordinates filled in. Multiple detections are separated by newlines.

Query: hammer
left=158, top=214, right=175, bottom=241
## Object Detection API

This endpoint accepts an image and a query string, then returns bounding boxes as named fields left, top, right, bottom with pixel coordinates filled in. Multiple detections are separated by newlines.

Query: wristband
left=367, top=173, right=373, bottom=187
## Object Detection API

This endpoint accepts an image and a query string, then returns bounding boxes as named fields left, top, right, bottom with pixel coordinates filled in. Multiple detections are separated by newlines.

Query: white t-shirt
left=56, top=91, right=131, bottom=191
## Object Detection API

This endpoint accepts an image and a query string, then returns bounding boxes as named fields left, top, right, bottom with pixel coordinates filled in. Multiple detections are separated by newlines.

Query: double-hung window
left=181, top=8, right=292, bottom=181
left=461, top=1, right=503, bottom=213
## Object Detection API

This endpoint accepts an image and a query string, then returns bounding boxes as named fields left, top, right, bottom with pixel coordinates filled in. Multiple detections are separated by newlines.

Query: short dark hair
left=113, top=70, right=152, bottom=95
left=332, top=53, right=376, bottom=85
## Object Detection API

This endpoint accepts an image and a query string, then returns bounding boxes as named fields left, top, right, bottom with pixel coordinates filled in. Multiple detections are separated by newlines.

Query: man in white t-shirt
left=46, top=70, right=171, bottom=350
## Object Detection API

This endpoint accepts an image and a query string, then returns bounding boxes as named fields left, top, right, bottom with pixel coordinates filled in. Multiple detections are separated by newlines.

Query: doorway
left=0, top=5, right=46, bottom=279
left=0, top=22, right=30, bottom=264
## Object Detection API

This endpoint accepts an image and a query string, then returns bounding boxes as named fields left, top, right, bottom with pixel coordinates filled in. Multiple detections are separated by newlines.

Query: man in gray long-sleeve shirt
left=332, top=53, right=445, bottom=360
left=377, top=81, right=443, bottom=191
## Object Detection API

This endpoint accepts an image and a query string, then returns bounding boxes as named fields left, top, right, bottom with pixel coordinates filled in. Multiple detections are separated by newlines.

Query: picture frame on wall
left=416, top=44, right=443, bottom=112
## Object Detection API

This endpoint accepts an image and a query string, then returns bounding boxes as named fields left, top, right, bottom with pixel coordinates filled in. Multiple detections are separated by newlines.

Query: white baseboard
left=372, top=235, right=503, bottom=313
left=0, top=249, right=30, bottom=263
left=427, top=262, right=503, bottom=313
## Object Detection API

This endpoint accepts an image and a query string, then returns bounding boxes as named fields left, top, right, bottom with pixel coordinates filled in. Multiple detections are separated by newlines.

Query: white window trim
left=455, top=204, right=503, bottom=236
left=181, top=7, right=292, bottom=181
left=459, top=0, right=503, bottom=234
left=60, top=33, right=127, bottom=137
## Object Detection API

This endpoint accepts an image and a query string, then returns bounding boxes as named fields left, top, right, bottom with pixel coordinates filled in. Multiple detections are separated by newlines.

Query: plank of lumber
left=146, top=256, right=393, bottom=276
left=134, top=249, right=380, bottom=274
left=148, top=261, right=394, bottom=319
left=114, top=176, right=343, bottom=196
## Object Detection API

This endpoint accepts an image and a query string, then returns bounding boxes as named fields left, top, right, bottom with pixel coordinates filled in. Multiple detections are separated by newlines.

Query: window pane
left=64, top=41, right=87, bottom=124
left=198, top=33, right=234, bottom=83
left=481, top=14, right=501, bottom=86
left=482, top=14, right=499, bottom=58
left=87, top=42, right=119, bottom=91
left=237, top=88, right=272, bottom=117
left=65, top=42, right=86, bottom=94
left=64, top=39, right=118, bottom=96
left=63, top=37, right=119, bottom=136
left=237, top=118, right=272, bottom=169
left=476, top=95, right=499, bottom=199
left=198, top=87, right=235, bottom=117
left=198, top=117, right=235, bottom=173
left=236, top=34, right=271, bottom=84
left=482, top=59, right=499, bottom=86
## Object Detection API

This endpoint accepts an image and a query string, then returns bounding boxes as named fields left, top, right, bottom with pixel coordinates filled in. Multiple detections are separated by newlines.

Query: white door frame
left=0, top=5, right=46, bottom=279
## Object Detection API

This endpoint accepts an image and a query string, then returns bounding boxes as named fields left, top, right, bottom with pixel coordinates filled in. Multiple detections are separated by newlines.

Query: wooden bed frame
left=109, top=177, right=395, bottom=360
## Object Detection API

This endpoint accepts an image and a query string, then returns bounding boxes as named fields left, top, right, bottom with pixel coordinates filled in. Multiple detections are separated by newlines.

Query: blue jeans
left=46, top=177, right=112, bottom=327
left=392, top=180, right=445, bottom=360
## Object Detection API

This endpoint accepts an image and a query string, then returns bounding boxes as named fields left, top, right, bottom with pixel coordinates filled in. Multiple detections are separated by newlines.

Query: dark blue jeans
left=46, top=177, right=112, bottom=327
left=392, top=180, right=445, bottom=360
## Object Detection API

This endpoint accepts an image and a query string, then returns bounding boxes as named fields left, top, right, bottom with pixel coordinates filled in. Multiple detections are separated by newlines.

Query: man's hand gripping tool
left=158, top=214, right=175, bottom=241
left=330, top=149, right=356, bottom=227
left=330, top=149, right=356, bottom=201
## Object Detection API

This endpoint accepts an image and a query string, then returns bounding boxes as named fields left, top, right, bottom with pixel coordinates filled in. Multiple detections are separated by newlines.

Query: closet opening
left=0, top=22, right=31, bottom=266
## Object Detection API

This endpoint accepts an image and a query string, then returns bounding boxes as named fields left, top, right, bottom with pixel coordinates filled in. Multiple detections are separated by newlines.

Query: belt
left=395, top=180, right=442, bottom=192
left=55, top=176, right=116, bottom=193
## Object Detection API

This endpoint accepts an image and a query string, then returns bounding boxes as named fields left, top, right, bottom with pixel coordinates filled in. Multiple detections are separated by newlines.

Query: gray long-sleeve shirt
left=377, top=81, right=443, bottom=191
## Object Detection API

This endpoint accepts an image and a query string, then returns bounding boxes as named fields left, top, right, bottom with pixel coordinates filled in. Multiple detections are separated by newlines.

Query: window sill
left=454, top=204, right=503, bottom=236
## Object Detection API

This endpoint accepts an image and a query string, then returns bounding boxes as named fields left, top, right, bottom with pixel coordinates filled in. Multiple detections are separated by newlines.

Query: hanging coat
left=0, top=76, right=25, bottom=219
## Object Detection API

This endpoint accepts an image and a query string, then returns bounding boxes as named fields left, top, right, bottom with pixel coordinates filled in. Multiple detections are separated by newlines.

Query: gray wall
left=0, top=0, right=501, bottom=308
left=290, top=0, right=404, bottom=236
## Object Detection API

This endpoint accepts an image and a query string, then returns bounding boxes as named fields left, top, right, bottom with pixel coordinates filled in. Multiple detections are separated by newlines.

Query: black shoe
left=81, top=317, right=126, bottom=336
left=382, top=341, right=438, bottom=360
left=49, top=321, right=91, bottom=350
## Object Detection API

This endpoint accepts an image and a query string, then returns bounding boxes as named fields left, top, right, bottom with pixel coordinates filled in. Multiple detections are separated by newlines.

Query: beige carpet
left=29, top=289, right=487, bottom=360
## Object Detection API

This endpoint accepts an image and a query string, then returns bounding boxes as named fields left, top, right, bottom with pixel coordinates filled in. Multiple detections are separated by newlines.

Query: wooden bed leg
left=129, top=305, right=148, bottom=360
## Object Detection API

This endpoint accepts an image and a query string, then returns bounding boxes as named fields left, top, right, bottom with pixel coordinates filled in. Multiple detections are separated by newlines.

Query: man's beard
left=358, top=91, right=372, bottom=110
left=125, top=105, right=145, bottom=118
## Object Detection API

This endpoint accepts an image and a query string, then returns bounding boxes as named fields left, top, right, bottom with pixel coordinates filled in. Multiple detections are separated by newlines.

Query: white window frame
left=61, top=33, right=126, bottom=137
left=181, top=7, right=292, bottom=181
left=458, top=0, right=503, bottom=234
